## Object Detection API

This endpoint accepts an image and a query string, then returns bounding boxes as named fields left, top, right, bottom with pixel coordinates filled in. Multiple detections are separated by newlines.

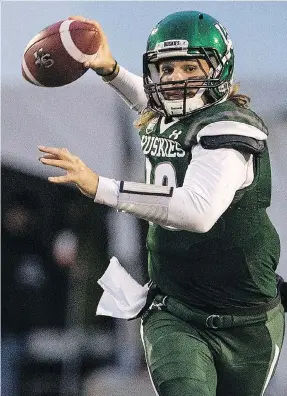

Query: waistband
left=149, top=293, right=282, bottom=329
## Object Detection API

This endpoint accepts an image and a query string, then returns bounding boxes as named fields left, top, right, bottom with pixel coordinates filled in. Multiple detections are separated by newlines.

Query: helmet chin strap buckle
left=163, top=92, right=205, bottom=117
left=161, top=70, right=213, bottom=117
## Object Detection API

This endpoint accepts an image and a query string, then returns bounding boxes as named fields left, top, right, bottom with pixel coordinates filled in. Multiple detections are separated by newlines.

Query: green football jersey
left=139, top=100, right=280, bottom=310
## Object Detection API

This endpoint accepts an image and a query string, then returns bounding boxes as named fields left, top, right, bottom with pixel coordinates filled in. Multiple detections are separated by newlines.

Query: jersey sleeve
left=94, top=145, right=253, bottom=233
left=104, top=66, right=147, bottom=113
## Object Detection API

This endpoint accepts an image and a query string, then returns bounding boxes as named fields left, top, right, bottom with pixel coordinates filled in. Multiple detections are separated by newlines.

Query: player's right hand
left=68, top=15, right=117, bottom=75
left=38, top=145, right=99, bottom=198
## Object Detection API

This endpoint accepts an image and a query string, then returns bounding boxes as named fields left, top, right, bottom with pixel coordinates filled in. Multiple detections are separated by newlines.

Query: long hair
left=134, top=83, right=251, bottom=129
left=134, top=108, right=158, bottom=129
left=228, top=83, right=250, bottom=108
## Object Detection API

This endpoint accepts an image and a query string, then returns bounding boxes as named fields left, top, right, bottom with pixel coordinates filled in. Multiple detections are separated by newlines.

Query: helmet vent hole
left=199, top=14, right=204, bottom=19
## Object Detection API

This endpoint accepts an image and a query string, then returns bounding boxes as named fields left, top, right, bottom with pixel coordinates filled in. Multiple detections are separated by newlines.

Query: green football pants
left=141, top=300, right=285, bottom=396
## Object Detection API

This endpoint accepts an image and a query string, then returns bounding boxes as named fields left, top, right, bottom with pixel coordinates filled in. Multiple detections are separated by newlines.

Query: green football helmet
left=143, top=11, right=234, bottom=117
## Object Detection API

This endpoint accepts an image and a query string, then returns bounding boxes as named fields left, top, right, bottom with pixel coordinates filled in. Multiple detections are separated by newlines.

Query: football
left=22, top=19, right=101, bottom=87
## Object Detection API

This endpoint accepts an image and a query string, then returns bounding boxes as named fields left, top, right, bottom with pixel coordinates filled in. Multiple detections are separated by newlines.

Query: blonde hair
left=134, top=108, right=159, bottom=129
left=228, top=83, right=251, bottom=108
left=134, top=83, right=251, bottom=129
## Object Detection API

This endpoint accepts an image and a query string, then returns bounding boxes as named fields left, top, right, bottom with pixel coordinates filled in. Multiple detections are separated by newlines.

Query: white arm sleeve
left=104, top=66, right=147, bottom=113
left=166, top=146, right=253, bottom=232
left=94, top=146, right=254, bottom=233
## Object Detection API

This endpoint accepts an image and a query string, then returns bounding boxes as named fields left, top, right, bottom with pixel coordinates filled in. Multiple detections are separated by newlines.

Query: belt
left=149, top=293, right=282, bottom=330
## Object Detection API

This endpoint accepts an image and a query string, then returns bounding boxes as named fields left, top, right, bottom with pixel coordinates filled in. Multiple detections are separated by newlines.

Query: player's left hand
left=38, top=146, right=99, bottom=198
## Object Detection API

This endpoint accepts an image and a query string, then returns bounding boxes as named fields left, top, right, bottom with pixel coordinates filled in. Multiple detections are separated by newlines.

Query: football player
left=39, top=11, right=285, bottom=396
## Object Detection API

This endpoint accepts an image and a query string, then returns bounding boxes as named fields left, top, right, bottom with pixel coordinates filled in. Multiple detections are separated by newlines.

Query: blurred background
left=2, top=1, right=287, bottom=395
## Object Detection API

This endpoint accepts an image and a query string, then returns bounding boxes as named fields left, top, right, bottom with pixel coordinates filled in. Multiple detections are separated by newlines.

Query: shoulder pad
left=184, top=101, right=268, bottom=146
left=200, top=135, right=266, bottom=155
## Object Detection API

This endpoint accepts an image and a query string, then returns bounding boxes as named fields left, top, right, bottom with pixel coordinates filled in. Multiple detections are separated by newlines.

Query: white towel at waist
left=96, top=256, right=149, bottom=319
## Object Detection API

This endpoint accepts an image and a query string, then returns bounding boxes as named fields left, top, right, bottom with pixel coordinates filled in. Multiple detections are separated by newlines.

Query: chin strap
left=162, top=67, right=213, bottom=116
left=163, top=87, right=206, bottom=116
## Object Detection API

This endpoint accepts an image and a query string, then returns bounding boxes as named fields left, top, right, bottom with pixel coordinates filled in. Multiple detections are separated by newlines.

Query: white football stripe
left=140, top=323, right=160, bottom=396
left=59, top=20, right=98, bottom=63
left=23, top=32, right=42, bottom=54
left=22, top=58, right=43, bottom=86
left=261, top=344, right=280, bottom=395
